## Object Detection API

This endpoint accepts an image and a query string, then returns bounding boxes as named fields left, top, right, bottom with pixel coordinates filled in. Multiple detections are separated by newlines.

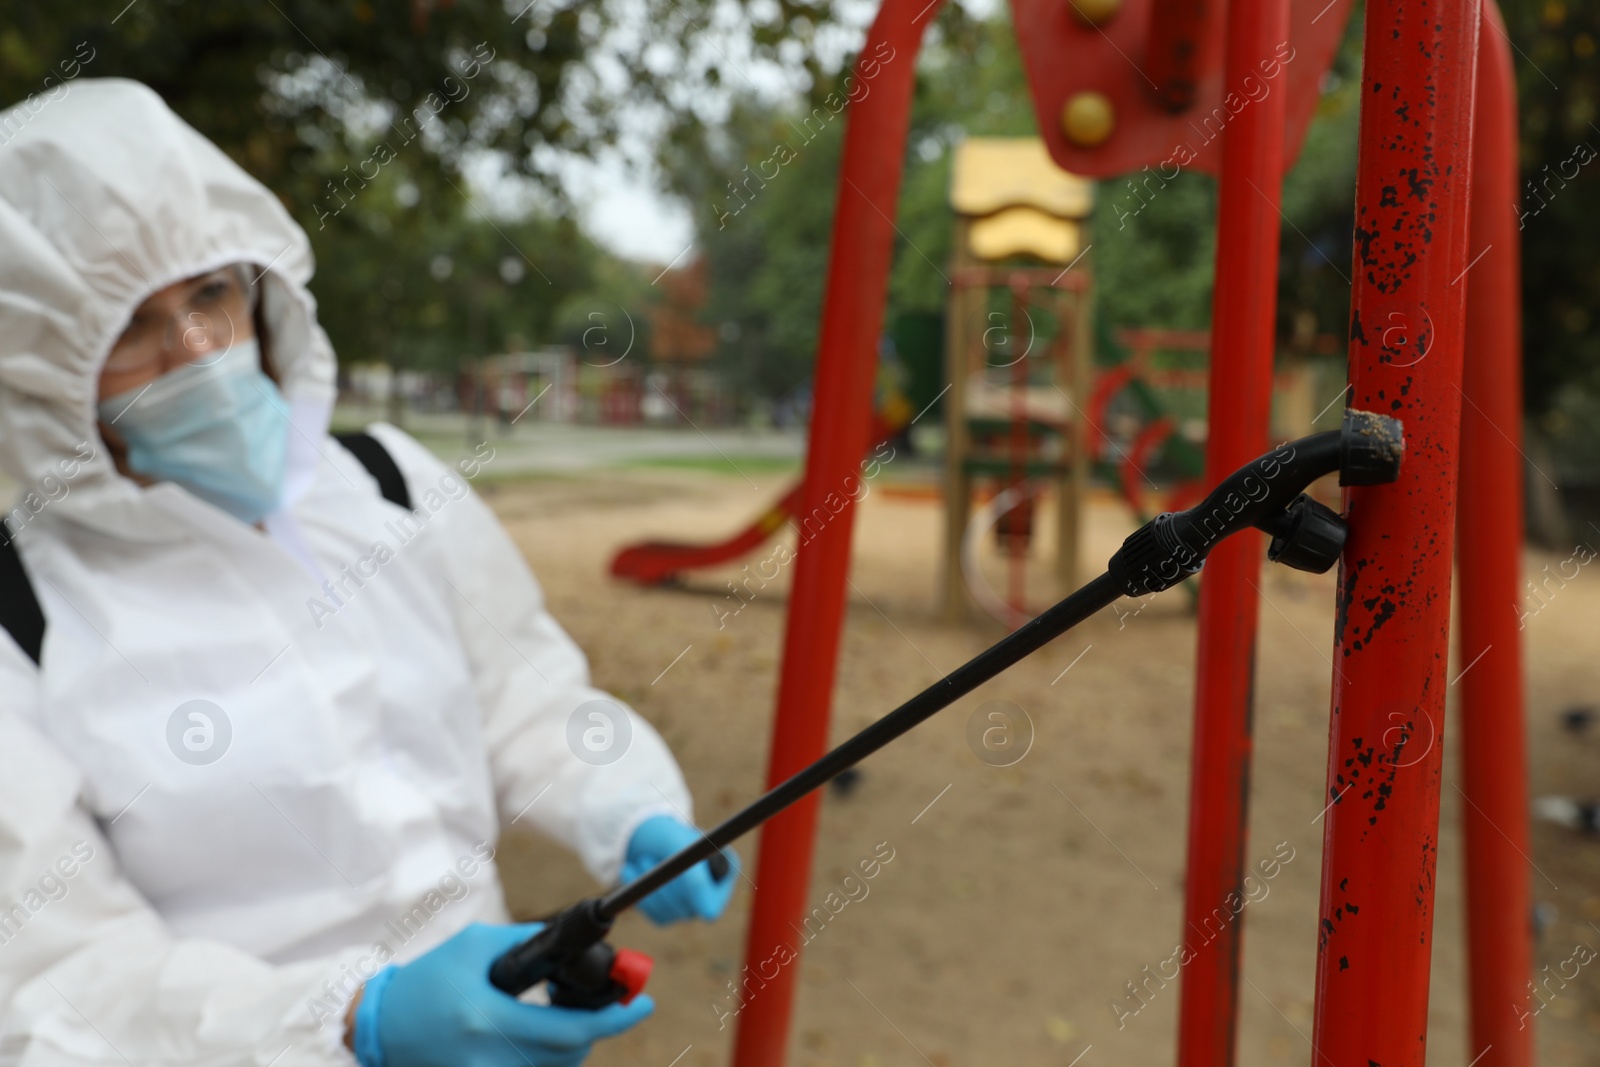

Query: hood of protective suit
left=0, top=84, right=697, bottom=1065
left=0, top=78, right=337, bottom=536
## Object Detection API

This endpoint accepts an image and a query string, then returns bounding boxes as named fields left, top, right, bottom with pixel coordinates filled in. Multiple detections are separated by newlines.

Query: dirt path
left=485, top=467, right=1600, bottom=1066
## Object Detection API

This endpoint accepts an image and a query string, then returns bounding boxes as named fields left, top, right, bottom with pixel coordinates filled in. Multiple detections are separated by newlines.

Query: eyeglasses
left=102, top=268, right=256, bottom=376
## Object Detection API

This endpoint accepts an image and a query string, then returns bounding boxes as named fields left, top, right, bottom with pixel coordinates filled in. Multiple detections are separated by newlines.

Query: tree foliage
left=0, top=0, right=850, bottom=379
left=667, top=9, right=1364, bottom=401
left=665, top=0, right=1597, bottom=461
left=1501, top=0, right=1600, bottom=470
left=3, top=0, right=1592, bottom=446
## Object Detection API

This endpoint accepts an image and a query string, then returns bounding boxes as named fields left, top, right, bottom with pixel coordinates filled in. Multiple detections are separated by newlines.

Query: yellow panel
left=968, top=207, right=1081, bottom=264
left=951, top=137, right=1095, bottom=219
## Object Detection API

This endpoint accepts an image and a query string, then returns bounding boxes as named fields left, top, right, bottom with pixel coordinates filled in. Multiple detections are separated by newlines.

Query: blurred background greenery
left=0, top=0, right=1595, bottom=521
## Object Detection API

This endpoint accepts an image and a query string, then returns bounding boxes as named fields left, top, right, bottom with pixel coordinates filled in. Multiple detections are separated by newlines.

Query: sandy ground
left=483, top=464, right=1600, bottom=1067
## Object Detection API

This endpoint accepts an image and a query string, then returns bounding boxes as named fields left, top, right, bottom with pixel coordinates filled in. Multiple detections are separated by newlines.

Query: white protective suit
left=0, top=79, right=691, bottom=1066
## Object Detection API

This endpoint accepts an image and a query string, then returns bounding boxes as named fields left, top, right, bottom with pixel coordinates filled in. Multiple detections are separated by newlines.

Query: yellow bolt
left=1069, top=0, right=1122, bottom=26
left=1061, top=92, right=1115, bottom=147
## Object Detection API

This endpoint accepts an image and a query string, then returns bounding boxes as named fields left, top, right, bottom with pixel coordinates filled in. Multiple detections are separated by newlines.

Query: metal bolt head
left=1061, top=92, right=1115, bottom=147
left=1069, top=0, right=1122, bottom=26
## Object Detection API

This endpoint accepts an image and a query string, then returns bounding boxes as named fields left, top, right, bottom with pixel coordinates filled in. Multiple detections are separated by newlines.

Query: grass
left=617, top=454, right=802, bottom=476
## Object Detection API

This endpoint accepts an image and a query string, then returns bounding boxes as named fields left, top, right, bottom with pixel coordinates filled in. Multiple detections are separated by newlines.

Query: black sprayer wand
left=488, top=409, right=1406, bottom=1009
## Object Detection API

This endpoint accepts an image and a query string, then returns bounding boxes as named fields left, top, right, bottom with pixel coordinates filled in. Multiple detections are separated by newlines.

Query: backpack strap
left=0, top=521, right=45, bottom=666
left=0, top=434, right=411, bottom=670
left=334, top=432, right=412, bottom=510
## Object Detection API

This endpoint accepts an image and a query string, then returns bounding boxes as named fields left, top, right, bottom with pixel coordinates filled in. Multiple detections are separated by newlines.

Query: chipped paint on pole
left=1311, top=0, right=1482, bottom=1061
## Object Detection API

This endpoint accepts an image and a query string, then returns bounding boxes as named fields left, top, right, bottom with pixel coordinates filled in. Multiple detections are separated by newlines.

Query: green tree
left=665, top=9, right=1367, bottom=405
left=0, top=0, right=851, bottom=385
left=313, top=178, right=597, bottom=393
left=660, top=10, right=1030, bottom=402
left=1500, top=0, right=1600, bottom=478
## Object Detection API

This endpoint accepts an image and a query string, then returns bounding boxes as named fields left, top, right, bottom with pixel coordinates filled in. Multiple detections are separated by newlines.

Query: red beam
left=1144, top=0, right=1213, bottom=112
left=1312, top=1, right=1481, bottom=1061
left=1174, top=0, right=1289, bottom=1063
left=1457, top=3, right=1533, bottom=1062
left=729, top=3, right=939, bottom=1064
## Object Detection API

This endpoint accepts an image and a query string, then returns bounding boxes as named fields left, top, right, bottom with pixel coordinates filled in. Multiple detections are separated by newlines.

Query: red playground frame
left=711, top=2, right=1531, bottom=1064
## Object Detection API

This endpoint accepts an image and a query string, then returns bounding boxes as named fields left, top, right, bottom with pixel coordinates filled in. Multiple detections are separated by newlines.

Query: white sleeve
left=0, top=645, right=369, bottom=1067
left=367, top=425, right=692, bottom=886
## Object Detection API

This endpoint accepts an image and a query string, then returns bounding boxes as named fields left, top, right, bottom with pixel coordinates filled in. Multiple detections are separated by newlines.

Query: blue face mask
left=97, top=338, right=291, bottom=524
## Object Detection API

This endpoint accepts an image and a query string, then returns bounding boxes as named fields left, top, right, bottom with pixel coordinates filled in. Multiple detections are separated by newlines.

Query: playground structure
left=940, top=137, right=1094, bottom=625
left=504, top=410, right=1408, bottom=1023
left=604, top=1, right=1532, bottom=1064
left=1089, top=326, right=1335, bottom=521
left=607, top=403, right=907, bottom=585
left=609, top=355, right=914, bottom=585
left=930, top=135, right=1343, bottom=629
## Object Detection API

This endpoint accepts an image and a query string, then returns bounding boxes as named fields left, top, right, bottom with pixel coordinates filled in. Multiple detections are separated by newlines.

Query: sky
left=564, top=152, right=695, bottom=265
left=560, top=0, right=999, bottom=265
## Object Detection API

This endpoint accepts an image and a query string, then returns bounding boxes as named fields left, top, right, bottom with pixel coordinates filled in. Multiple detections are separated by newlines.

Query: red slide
left=609, top=482, right=804, bottom=585
left=609, top=416, right=898, bottom=586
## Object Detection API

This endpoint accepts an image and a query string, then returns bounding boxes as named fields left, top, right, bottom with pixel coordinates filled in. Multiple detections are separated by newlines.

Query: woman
left=0, top=79, right=733, bottom=1067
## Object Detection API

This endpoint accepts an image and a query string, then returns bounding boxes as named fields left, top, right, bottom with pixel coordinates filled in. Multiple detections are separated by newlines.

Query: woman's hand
left=621, top=815, right=739, bottom=925
left=343, top=985, right=364, bottom=1051
left=347, top=922, right=653, bottom=1067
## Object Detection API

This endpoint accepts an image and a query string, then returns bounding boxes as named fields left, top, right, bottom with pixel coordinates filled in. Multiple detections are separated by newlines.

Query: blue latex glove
left=621, top=815, right=738, bottom=925
left=353, top=922, right=653, bottom=1067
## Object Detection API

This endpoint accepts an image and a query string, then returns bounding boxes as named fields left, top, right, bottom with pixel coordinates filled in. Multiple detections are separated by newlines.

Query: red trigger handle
left=608, top=948, right=653, bottom=1005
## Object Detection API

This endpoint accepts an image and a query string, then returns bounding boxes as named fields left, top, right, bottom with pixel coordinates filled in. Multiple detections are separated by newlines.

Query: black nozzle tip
left=1339, top=409, right=1405, bottom=486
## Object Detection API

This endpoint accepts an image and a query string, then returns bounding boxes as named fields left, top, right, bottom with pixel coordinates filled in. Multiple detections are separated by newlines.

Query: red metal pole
left=1312, top=1, right=1481, bottom=1062
left=1174, top=0, right=1289, bottom=1063
left=1457, top=3, right=1532, bottom=1062
left=730, top=4, right=940, bottom=1064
